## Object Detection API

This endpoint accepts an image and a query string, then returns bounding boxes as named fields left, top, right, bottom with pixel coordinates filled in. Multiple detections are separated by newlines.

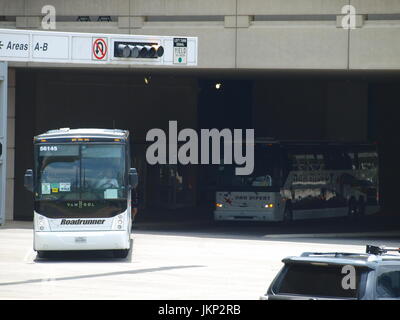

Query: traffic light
left=114, top=42, right=164, bottom=58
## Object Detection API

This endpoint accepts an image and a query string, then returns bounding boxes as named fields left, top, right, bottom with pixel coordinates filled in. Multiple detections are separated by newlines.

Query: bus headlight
left=112, top=213, right=126, bottom=230
left=216, top=203, right=223, bottom=208
left=35, top=214, right=50, bottom=232
left=117, top=218, right=123, bottom=230
left=264, top=203, right=274, bottom=208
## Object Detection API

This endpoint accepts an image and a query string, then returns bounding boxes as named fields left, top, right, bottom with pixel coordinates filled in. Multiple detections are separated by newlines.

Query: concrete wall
left=33, top=71, right=197, bottom=141
left=1, top=0, right=400, bottom=70
left=252, top=79, right=368, bottom=141
left=368, top=81, right=400, bottom=211
left=325, top=81, right=368, bottom=141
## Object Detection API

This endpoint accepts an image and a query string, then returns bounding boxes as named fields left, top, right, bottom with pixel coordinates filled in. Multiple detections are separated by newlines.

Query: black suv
left=261, top=245, right=400, bottom=300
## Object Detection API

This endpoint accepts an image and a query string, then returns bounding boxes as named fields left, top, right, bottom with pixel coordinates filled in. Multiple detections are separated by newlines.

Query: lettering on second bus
left=234, top=195, right=269, bottom=201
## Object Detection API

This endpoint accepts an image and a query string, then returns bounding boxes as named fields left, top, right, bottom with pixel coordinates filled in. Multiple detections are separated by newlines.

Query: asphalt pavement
left=1, top=219, right=400, bottom=300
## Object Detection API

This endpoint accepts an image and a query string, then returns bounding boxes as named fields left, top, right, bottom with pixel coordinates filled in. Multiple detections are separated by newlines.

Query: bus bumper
left=214, top=210, right=280, bottom=221
left=34, top=230, right=131, bottom=251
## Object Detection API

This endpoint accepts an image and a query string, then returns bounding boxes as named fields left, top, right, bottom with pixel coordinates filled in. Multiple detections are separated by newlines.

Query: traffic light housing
left=114, top=42, right=164, bottom=58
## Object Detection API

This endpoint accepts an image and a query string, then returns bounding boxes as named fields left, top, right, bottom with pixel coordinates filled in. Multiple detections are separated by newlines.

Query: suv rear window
left=273, top=263, right=365, bottom=298
left=377, top=268, right=400, bottom=299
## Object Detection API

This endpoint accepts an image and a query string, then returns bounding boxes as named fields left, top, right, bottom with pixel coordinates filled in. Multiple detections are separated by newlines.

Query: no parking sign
left=92, top=37, right=108, bottom=61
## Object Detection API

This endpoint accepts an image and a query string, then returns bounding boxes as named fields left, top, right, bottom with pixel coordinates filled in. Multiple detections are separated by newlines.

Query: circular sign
left=92, top=38, right=108, bottom=60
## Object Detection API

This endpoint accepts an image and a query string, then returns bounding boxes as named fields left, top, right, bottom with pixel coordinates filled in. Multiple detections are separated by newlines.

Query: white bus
left=24, top=128, right=138, bottom=258
left=214, top=139, right=379, bottom=222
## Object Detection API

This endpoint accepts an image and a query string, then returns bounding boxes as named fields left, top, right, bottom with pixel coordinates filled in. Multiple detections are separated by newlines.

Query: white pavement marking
left=23, top=249, right=36, bottom=264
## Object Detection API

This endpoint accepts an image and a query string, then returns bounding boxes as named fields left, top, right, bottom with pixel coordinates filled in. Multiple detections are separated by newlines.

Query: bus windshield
left=35, top=144, right=126, bottom=201
left=216, top=144, right=280, bottom=189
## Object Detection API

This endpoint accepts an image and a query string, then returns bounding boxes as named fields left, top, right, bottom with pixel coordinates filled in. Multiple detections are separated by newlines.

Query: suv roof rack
left=366, top=245, right=400, bottom=255
left=300, top=246, right=400, bottom=258
left=300, top=252, right=366, bottom=257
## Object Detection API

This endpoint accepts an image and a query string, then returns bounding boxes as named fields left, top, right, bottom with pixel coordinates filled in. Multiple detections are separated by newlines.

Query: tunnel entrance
left=13, top=69, right=400, bottom=221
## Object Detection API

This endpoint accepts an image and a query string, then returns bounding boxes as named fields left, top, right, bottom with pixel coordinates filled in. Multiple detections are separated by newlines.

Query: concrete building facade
left=1, top=0, right=400, bottom=70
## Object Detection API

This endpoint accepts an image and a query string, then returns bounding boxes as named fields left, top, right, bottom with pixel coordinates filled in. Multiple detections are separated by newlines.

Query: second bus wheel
left=348, top=198, right=358, bottom=217
left=357, top=197, right=366, bottom=216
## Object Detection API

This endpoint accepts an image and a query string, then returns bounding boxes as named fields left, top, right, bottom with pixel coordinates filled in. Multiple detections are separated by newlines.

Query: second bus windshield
left=216, top=144, right=279, bottom=189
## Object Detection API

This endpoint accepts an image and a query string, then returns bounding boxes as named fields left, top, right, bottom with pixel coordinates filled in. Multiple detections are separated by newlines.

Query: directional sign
left=92, top=38, right=108, bottom=61
left=0, top=28, right=198, bottom=66
left=32, top=34, right=69, bottom=59
left=0, top=33, right=29, bottom=58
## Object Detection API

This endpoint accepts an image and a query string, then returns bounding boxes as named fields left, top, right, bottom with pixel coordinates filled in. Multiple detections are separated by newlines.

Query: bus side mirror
left=129, top=168, right=138, bottom=189
left=24, top=169, right=34, bottom=192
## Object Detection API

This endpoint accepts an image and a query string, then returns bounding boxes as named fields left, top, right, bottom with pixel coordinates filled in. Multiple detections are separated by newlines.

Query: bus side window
left=326, top=149, right=347, bottom=170
left=358, top=152, right=378, bottom=170
left=294, top=153, right=306, bottom=171
left=305, top=154, right=315, bottom=171
left=313, top=153, right=324, bottom=171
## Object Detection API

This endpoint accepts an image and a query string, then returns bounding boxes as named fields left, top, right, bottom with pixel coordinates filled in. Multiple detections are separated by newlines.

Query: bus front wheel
left=36, top=251, right=48, bottom=259
left=113, top=249, right=130, bottom=259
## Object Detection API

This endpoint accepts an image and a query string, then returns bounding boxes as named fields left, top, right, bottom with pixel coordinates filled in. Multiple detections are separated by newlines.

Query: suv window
left=273, top=263, right=365, bottom=298
left=377, top=268, right=400, bottom=299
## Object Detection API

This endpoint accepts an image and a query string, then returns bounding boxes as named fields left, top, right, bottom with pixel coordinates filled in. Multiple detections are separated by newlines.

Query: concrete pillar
left=6, top=68, right=15, bottom=221
left=0, top=62, right=6, bottom=225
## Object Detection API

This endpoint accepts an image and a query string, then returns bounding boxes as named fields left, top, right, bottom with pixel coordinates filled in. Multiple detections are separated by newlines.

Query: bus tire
left=113, top=249, right=130, bottom=259
left=283, top=202, right=293, bottom=223
left=37, top=251, right=47, bottom=259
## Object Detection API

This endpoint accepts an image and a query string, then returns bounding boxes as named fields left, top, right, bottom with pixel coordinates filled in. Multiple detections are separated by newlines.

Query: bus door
left=148, top=164, right=196, bottom=209
left=131, top=143, right=147, bottom=209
